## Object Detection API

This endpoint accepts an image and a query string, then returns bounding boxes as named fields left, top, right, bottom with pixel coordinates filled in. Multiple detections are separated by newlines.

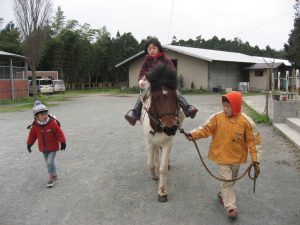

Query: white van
left=53, top=80, right=65, bottom=93
left=29, top=78, right=54, bottom=95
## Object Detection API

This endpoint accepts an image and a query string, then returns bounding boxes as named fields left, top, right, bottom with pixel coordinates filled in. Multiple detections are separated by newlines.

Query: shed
left=116, top=45, right=271, bottom=91
left=244, top=58, right=291, bottom=91
left=0, top=51, right=28, bottom=100
left=27, top=71, right=58, bottom=80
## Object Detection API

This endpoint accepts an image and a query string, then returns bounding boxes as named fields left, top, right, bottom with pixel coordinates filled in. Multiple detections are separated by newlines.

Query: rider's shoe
left=187, top=106, right=198, bottom=119
left=125, top=111, right=137, bottom=126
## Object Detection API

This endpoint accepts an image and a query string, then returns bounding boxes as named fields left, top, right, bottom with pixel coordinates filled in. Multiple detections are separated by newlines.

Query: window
left=171, top=59, right=177, bottom=68
left=255, top=70, right=264, bottom=77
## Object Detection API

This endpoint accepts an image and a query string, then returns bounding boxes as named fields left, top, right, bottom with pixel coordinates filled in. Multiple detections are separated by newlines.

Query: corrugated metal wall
left=128, top=52, right=245, bottom=91
left=209, top=61, right=241, bottom=90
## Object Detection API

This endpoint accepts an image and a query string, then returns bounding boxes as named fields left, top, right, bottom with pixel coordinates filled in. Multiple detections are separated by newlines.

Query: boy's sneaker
left=187, top=106, right=198, bottom=118
left=46, top=179, right=54, bottom=188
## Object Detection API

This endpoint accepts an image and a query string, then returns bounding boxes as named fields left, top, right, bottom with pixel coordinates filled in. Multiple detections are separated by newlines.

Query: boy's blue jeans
left=43, top=151, right=57, bottom=176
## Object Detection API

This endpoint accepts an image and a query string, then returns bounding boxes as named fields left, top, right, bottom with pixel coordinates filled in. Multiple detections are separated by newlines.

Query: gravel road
left=0, top=93, right=299, bottom=225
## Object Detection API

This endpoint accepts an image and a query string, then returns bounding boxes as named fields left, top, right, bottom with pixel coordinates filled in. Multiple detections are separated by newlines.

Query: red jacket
left=27, top=118, right=66, bottom=152
left=138, top=52, right=175, bottom=81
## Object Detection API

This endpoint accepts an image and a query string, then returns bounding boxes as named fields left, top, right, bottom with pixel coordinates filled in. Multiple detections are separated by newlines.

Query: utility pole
left=263, top=58, right=275, bottom=117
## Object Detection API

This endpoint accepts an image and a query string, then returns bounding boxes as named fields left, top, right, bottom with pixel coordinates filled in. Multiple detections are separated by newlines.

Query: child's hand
left=27, top=144, right=32, bottom=153
left=185, top=133, right=194, bottom=141
left=138, top=78, right=149, bottom=89
left=60, top=142, right=66, bottom=151
left=180, top=129, right=194, bottom=141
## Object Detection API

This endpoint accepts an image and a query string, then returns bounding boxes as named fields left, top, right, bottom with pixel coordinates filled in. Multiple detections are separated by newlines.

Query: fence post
left=10, top=57, right=15, bottom=100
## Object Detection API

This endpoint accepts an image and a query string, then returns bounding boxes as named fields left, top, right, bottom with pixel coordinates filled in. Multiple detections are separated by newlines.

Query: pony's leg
left=154, top=147, right=160, bottom=178
left=157, top=142, right=172, bottom=202
left=146, top=143, right=159, bottom=180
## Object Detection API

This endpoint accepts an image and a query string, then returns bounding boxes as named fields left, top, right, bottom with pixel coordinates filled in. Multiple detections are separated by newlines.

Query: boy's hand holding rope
left=180, top=128, right=260, bottom=193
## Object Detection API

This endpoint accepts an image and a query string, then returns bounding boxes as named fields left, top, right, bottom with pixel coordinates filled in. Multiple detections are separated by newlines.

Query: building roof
left=115, top=45, right=291, bottom=68
left=115, top=50, right=144, bottom=67
left=244, top=62, right=286, bottom=70
left=164, top=45, right=261, bottom=63
left=253, top=56, right=291, bottom=66
left=0, top=50, right=27, bottom=59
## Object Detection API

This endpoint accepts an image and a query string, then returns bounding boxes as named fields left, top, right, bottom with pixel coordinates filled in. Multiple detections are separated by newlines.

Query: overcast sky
left=0, top=0, right=296, bottom=50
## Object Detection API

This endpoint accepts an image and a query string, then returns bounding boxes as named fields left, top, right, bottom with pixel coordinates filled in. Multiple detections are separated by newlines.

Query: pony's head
left=145, top=64, right=179, bottom=136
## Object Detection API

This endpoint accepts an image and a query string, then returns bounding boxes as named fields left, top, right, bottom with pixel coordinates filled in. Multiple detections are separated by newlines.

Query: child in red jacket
left=125, top=37, right=198, bottom=126
left=27, top=101, right=66, bottom=187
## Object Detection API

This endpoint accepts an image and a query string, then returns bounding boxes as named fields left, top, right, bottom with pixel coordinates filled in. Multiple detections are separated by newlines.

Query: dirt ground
left=0, top=94, right=299, bottom=225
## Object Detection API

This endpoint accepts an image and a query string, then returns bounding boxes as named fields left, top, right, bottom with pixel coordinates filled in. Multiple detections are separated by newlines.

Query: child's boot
left=177, top=92, right=198, bottom=118
left=186, top=105, right=198, bottom=118
left=125, top=98, right=142, bottom=126
left=125, top=110, right=138, bottom=126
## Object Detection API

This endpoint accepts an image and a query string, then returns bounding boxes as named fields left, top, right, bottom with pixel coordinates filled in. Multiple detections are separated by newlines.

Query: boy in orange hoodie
left=184, top=91, right=262, bottom=219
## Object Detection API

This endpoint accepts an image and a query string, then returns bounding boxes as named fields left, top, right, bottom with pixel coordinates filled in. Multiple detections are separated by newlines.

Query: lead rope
left=179, top=129, right=259, bottom=193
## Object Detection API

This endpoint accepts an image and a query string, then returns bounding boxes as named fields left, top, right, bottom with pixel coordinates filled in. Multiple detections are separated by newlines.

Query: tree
left=13, top=0, right=53, bottom=99
left=108, top=32, right=139, bottom=82
left=285, top=0, right=300, bottom=67
left=171, top=35, right=284, bottom=58
left=51, top=6, right=65, bottom=37
left=0, top=21, right=21, bottom=54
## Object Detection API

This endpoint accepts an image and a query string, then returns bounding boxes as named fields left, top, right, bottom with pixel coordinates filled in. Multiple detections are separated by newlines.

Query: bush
left=191, top=82, right=195, bottom=90
left=178, top=74, right=184, bottom=89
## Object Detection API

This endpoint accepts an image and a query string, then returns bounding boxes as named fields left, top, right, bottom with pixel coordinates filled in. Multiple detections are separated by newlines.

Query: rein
left=140, top=95, right=160, bottom=126
left=141, top=91, right=180, bottom=135
left=180, top=128, right=259, bottom=193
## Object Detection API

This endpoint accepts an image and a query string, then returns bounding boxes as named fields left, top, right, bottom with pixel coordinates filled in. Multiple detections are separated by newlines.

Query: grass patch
left=0, top=102, right=59, bottom=112
left=241, top=91, right=265, bottom=96
left=0, top=94, right=66, bottom=113
left=179, top=89, right=217, bottom=95
left=243, top=101, right=269, bottom=123
left=65, top=88, right=123, bottom=95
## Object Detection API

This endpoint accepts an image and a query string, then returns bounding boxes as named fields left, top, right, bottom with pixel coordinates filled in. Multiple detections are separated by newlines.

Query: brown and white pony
left=141, top=64, right=184, bottom=202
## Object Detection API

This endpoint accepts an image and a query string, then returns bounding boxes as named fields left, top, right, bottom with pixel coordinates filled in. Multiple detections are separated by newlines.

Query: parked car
left=53, top=80, right=65, bottom=93
left=29, top=78, right=53, bottom=95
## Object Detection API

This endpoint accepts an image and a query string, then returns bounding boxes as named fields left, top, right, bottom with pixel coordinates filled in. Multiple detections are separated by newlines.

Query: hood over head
left=222, top=91, right=242, bottom=117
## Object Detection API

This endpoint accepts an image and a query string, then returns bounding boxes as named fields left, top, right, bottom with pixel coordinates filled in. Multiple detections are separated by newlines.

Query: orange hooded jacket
left=190, top=92, right=262, bottom=165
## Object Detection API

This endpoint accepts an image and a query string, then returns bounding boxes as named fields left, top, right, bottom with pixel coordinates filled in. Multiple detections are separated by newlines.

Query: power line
left=167, top=0, right=174, bottom=44
left=232, top=10, right=294, bottom=38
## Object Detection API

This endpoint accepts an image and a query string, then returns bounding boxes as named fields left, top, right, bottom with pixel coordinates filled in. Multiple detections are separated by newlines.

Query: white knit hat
left=32, top=101, right=48, bottom=115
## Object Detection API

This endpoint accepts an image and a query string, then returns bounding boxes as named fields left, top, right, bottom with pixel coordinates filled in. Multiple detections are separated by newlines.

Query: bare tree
left=13, top=0, right=53, bottom=99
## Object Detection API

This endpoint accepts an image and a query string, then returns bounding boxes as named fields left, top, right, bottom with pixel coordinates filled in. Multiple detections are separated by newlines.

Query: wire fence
left=0, top=66, right=27, bottom=80
left=66, top=82, right=129, bottom=90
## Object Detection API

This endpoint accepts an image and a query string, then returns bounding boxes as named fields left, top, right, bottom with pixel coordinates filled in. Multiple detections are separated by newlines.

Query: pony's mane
left=146, top=64, right=178, bottom=91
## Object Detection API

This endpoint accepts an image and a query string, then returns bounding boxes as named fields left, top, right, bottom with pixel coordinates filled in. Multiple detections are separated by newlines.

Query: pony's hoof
left=158, top=194, right=168, bottom=202
left=152, top=177, right=159, bottom=181
left=168, top=164, right=171, bottom=170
